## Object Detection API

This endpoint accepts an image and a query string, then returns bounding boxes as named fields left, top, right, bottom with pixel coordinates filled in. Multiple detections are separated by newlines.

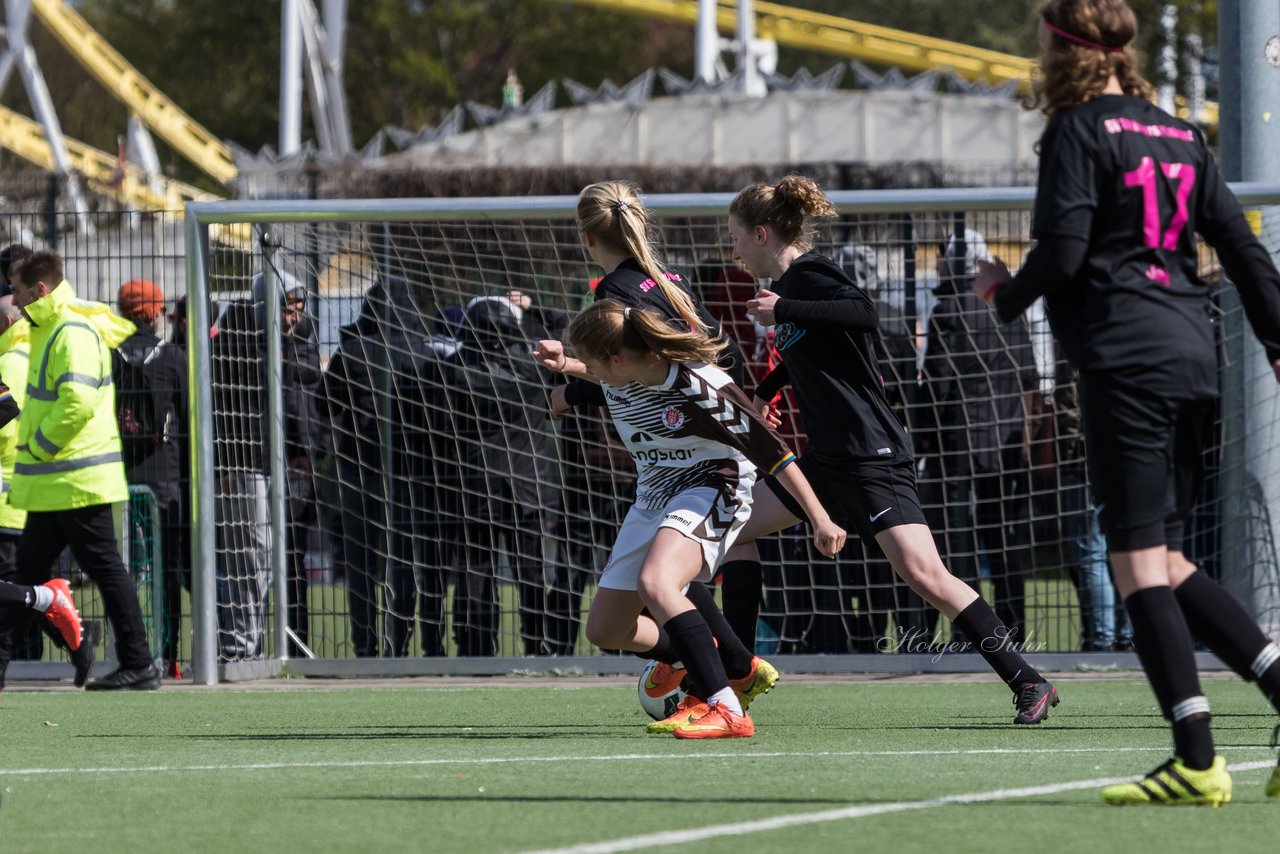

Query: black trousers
left=4, top=504, right=152, bottom=670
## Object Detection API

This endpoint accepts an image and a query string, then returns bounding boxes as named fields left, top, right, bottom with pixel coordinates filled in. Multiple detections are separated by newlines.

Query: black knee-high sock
left=719, top=560, right=763, bottom=655
left=633, top=622, right=682, bottom=666
left=686, top=581, right=754, bottom=679
left=1126, top=586, right=1215, bottom=769
left=663, top=609, right=730, bottom=702
left=0, top=582, right=37, bottom=608
left=1175, top=570, right=1280, bottom=714
left=952, top=597, right=1043, bottom=687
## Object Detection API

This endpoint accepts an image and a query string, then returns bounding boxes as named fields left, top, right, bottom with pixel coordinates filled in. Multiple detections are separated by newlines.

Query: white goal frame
left=184, top=185, right=1280, bottom=685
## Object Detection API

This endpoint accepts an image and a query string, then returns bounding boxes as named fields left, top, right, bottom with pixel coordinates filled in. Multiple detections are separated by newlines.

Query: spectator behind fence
left=833, top=242, right=925, bottom=651
left=319, top=278, right=457, bottom=657
left=378, top=284, right=461, bottom=658
left=449, top=294, right=559, bottom=656
left=114, top=279, right=188, bottom=678
left=923, top=229, right=1040, bottom=641
left=319, top=283, right=387, bottom=656
left=164, top=295, right=198, bottom=660
left=545, top=281, right=633, bottom=657
left=5, top=250, right=158, bottom=689
left=280, top=284, right=325, bottom=657
left=1052, top=353, right=1131, bottom=651
left=210, top=273, right=286, bottom=661
left=0, top=297, right=40, bottom=686
left=0, top=245, right=33, bottom=298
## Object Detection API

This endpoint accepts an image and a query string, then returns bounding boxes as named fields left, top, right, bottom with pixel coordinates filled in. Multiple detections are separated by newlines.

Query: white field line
left=0, top=746, right=1273, bottom=777
left=522, top=759, right=1279, bottom=854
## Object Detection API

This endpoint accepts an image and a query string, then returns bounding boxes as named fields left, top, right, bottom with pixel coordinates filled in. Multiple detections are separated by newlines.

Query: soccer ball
left=637, top=659, right=687, bottom=720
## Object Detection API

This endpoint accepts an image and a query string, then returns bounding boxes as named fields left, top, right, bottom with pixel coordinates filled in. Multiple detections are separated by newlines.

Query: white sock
left=708, top=687, right=743, bottom=716
left=31, top=584, right=53, bottom=612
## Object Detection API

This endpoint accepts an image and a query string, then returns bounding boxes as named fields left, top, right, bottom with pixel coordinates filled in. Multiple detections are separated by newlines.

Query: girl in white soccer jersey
left=546, top=181, right=783, bottom=720
left=534, top=299, right=844, bottom=738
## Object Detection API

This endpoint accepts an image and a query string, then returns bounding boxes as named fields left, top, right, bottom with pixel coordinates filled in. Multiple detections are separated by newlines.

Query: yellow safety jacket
left=11, top=280, right=135, bottom=511
left=0, top=318, right=29, bottom=532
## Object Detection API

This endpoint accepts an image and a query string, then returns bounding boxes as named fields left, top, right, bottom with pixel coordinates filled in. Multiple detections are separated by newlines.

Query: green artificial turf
left=0, top=677, right=1276, bottom=852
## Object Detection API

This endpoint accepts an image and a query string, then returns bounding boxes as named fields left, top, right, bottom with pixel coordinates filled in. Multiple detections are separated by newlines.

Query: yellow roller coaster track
left=561, top=0, right=1217, bottom=127
left=30, top=0, right=237, bottom=185
left=0, top=102, right=216, bottom=208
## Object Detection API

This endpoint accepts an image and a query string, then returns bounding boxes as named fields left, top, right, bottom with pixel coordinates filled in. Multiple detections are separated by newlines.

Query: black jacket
left=448, top=298, right=558, bottom=510
left=923, top=277, right=1038, bottom=477
left=320, top=280, right=440, bottom=475
left=114, top=325, right=187, bottom=499
left=282, top=315, right=325, bottom=461
left=211, top=300, right=266, bottom=473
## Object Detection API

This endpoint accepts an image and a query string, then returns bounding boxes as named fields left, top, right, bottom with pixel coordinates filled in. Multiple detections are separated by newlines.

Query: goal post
left=183, top=186, right=1280, bottom=685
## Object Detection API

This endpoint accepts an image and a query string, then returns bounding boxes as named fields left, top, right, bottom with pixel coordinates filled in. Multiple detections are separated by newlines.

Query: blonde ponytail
left=577, top=180, right=710, bottom=335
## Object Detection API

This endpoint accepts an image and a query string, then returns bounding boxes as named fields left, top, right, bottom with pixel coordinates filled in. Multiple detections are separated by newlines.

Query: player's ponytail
left=568, top=299, right=725, bottom=367
left=729, top=173, right=836, bottom=251
left=577, top=181, right=710, bottom=335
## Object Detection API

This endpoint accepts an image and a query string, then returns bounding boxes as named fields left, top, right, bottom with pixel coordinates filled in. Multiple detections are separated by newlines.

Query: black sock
left=0, top=582, right=36, bottom=608
left=634, top=624, right=682, bottom=666
left=719, top=560, right=763, bottom=656
left=1175, top=570, right=1280, bottom=714
left=686, top=581, right=754, bottom=679
left=662, top=609, right=730, bottom=701
left=952, top=597, right=1043, bottom=688
left=1126, top=586, right=1215, bottom=769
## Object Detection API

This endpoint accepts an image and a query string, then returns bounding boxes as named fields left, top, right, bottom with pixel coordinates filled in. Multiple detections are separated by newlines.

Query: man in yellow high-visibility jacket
left=0, top=297, right=43, bottom=689
left=5, top=250, right=159, bottom=690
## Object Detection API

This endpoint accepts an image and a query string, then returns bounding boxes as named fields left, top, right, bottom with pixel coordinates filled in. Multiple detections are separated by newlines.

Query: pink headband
left=1042, top=18, right=1126, bottom=53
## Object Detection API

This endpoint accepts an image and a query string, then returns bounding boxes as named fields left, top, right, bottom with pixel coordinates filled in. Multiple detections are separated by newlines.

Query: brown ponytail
left=568, top=299, right=726, bottom=367
left=728, top=174, right=837, bottom=250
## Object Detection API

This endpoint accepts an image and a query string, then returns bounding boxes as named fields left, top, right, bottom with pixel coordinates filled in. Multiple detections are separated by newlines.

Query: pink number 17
left=1124, top=156, right=1196, bottom=250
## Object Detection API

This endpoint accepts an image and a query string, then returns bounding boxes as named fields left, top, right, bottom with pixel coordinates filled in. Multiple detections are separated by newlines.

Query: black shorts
left=766, top=456, right=927, bottom=550
left=1078, top=375, right=1213, bottom=552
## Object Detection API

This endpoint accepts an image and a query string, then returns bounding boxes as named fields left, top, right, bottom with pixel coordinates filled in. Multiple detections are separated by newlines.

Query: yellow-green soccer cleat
left=729, top=656, right=780, bottom=711
left=1267, top=725, right=1280, bottom=799
left=646, top=695, right=710, bottom=734
left=1101, top=756, right=1232, bottom=807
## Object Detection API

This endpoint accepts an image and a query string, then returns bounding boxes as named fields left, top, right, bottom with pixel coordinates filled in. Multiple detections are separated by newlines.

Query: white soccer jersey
left=600, top=361, right=795, bottom=515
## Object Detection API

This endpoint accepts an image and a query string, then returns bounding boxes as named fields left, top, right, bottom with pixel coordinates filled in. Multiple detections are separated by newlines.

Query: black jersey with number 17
left=1030, top=94, right=1280, bottom=395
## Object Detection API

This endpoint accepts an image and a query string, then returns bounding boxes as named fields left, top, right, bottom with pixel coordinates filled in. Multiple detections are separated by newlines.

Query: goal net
left=185, top=189, right=1280, bottom=681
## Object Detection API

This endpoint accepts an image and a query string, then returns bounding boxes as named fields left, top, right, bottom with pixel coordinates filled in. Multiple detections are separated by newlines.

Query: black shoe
left=71, top=620, right=102, bottom=688
left=1013, top=681, right=1060, bottom=724
left=85, top=663, right=161, bottom=691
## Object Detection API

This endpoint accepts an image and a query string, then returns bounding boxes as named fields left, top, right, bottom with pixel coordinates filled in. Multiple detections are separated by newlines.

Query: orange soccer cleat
left=40, top=578, right=82, bottom=652
left=672, top=702, right=755, bottom=739
left=646, top=695, right=710, bottom=734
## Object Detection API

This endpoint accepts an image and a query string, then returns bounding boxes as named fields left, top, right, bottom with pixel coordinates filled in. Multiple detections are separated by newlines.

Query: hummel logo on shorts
left=869, top=507, right=892, bottom=522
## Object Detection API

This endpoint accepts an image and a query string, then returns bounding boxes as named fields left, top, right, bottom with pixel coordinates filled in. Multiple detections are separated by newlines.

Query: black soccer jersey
left=563, top=259, right=747, bottom=407
left=756, top=251, right=912, bottom=467
left=601, top=361, right=795, bottom=510
left=1010, top=94, right=1280, bottom=395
